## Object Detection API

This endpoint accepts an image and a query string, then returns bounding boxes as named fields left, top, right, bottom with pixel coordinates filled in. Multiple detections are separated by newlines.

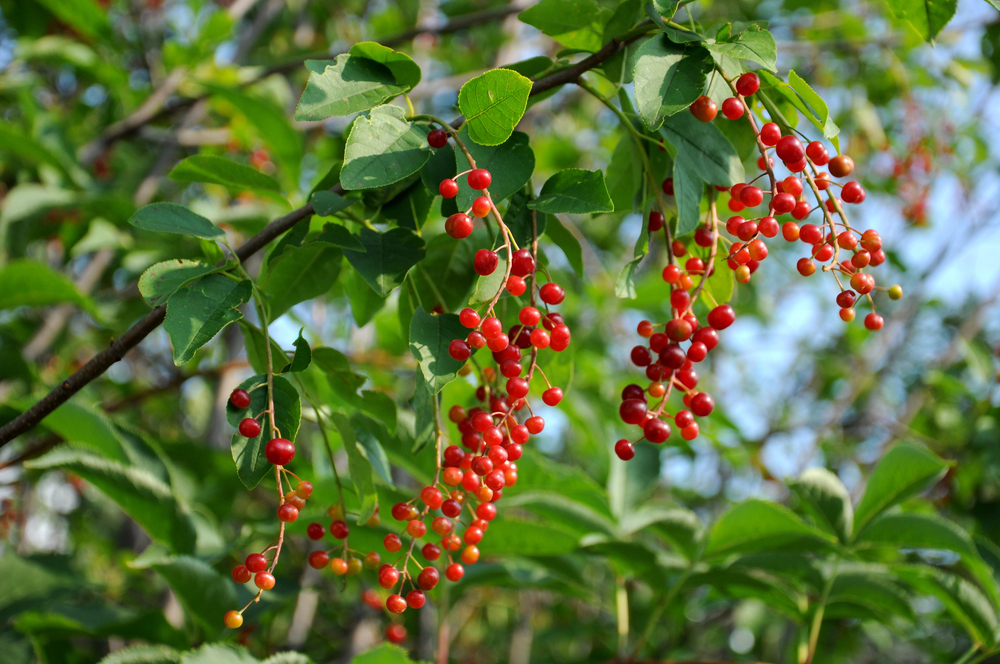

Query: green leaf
left=454, top=129, right=535, bottom=209
left=788, top=467, right=854, bottom=544
left=759, top=71, right=840, bottom=148
left=632, top=37, right=714, bottom=130
left=329, top=412, right=379, bottom=525
left=620, top=507, right=703, bottom=559
left=348, top=42, right=422, bottom=89
left=709, top=23, right=778, bottom=71
left=893, top=565, right=998, bottom=645
left=852, top=442, right=953, bottom=537
left=616, top=255, right=645, bottom=299
left=98, top=645, right=182, bottom=664
left=345, top=268, right=386, bottom=326
left=180, top=645, right=258, bottom=664
left=884, top=0, right=957, bottom=40
left=284, top=329, right=312, bottom=374
left=660, top=110, right=745, bottom=186
left=138, top=260, right=218, bottom=308
left=226, top=374, right=301, bottom=490
left=261, top=653, right=314, bottom=664
left=518, top=0, right=611, bottom=51
left=409, top=373, right=436, bottom=454
left=344, top=227, right=426, bottom=297
left=349, top=644, right=422, bottom=664
left=359, top=390, right=398, bottom=435
left=168, top=155, right=280, bottom=193
left=238, top=320, right=287, bottom=375
left=606, top=137, right=644, bottom=214
left=26, top=449, right=196, bottom=554
left=312, top=347, right=366, bottom=396
left=312, top=222, right=365, bottom=252
left=0, top=259, right=96, bottom=313
left=352, top=414, right=396, bottom=487
left=826, top=566, right=915, bottom=621
left=856, top=513, right=1000, bottom=606
left=505, top=192, right=547, bottom=249
left=163, top=275, right=252, bottom=365
left=528, top=169, right=614, bottom=214
left=544, top=216, right=585, bottom=277
left=409, top=307, right=473, bottom=393
left=341, top=105, right=432, bottom=190
left=128, top=553, right=240, bottom=635
left=129, top=203, right=224, bottom=240
left=312, top=191, right=355, bottom=218
left=458, top=69, right=533, bottom=146
left=652, top=0, right=681, bottom=18
left=294, top=52, right=415, bottom=121
left=704, top=499, right=836, bottom=558
left=27, top=400, right=127, bottom=462
left=33, top=0, right=112, bottom=44
left=469, top=253, right=508, bottom=306
left=478, top=518, right=580, bottom=556
left=409, top=233, right=478, bottom=312
left=672, top=157, right=702, bottom=236
left=263, top=243, right=343, bottom=319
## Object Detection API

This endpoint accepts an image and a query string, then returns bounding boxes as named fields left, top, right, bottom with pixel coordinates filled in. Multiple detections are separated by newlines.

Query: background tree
left=1, top=1, right=1000, bottom=664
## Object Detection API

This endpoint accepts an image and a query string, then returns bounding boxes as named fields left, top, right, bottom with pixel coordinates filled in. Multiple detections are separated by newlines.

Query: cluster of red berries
left=615, top=72, right=902, bottom=460
left=232, top=387, right=297, bottom=467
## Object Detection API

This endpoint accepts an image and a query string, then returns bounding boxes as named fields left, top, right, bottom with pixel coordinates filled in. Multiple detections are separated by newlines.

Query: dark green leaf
left=312, top=191, right=355, bottom=218
left=341, top=105, right=431, bottom=190
left=672, top=156, right=702, bottom=236
left=529, top=168, right=614, bottom=214
left=311, top=222, right=365, bottom=252
left=329, top=412, right=379, bottom=525
left=420, top=141, right=456, bottom=193
left=349, top=42, right=422, bottom=89
left=285, top=329, right=312, bottom=374
left=884, top=0, right=957, bottom=41
left=168, top=155, right=280, bottom=193
left=704, top=499, right=837, bottom=558
left=505, top=192, right=547, bottom=249
left=409, top=307, right=473, bottom=393
left=0, top=259, right=96, bottom=313
left=138, top=260, right=218, bottom=308
left=458, top=69, right=533, bottom=146
left=789, top=467, right=854, bottom=544
left=455, top=129, right=535, bottom=208
left=128, top=553, right=240, bottom=635
left=633, top=37, right=714, bottom=130
left=26, top=449, right=196, bottom=554
left=606, top=137, right=644, bottom=214
left=163, top=275, right=252, bottom=365
left=518, top=0, right=611, bottom=51
left=409, top=373, right=436, bottom=454
left=226, top=374, right=301, bottom=490
left=345, top=268, right=386, bottom=326
left=660, top=110, right=745, bottom=186
left=544, top=216, right=585, bottom=277
left=852, top=442, right=953, bottom=537
left=344, top=227, right=426, bottom=297
left=263, top=243, right=343, bottom=319
left=352, top=414, right=396, bottom=487
left=129, top=203, right=224, bottom=240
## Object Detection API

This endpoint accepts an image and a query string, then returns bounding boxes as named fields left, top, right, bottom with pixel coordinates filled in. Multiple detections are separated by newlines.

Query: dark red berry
left=776, top=135, right=805, bottom=163
left=439, top=178, right=459, bottom=198
left=265, top=438, right=295, bottom=465
left=229, top=389, right=251, bottom=409
left=468, top=169, right=492, bottom=190
left=238, top=417, right=261, bottom=438
left=735, top=72, right=760, bottom=96
left=446, top=213, right=473, bottom=239
left=689, top=95, right=717, bottom=122
left=307, top=522, right=325, bottom=540
left=539, top=282, right=565, bottom=305
left=428, top=129, right=448, bottom=148
left=614, top=439, right=635, bottom=460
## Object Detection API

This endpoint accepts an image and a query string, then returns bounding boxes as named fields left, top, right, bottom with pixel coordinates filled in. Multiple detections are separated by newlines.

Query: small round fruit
left=736, top=72, right=760, bottom=96
left=238, top=416, right=261, bottom=438
left=296, top=481, right=313, bottom=499
left=662, top=178, right=674, bottom=196
left=539, top=282, right=565, bottom=305
left=461, top=545, right=480, bottom=564
left=690, top=392, right=715, bottom=417
left=445, top=213, right=473, bottom=239
left=418, top=566, right=440, bottom=590
left=828, top=155, right=855, bottom=178
left=439, top=178, right=459, bottom=198
left=689, top=95, right=717, bottom=122
left=386, top=624, right=407, bottom=643
left=224, top=610, right=243, bottom=629
left=543, top=387, right=563, bottom=406
left=468, top=169, right=492, bottom=190
left=308, top=551, right=329, bottom=569
left=864, top=313, right=884, bottom=331
left=386, top=594, right=407, bottom=614
left=255, top=571, right=276, bottom=590
left=446, top=563, right=465, bottom=582
left=384, top=534, right=402, bottom=552
left=265, top=438, right=295, bottom=466
left=644, top=418, right=671, bottom=444
left=722, top=97, right=744, bottom=120
left=707, top=304, right=735, bottom=330
left=330, top=520, right=349, bottom=539
left=888, top=285, right=903, bottom=300
left=649, top=210, right=664, bottom=231
left=330, top=558, right=348, bottom=575
left=428, top=129, right=448, bottom=148
left=759, top=122, right=781, bottom=146
left=472, top=196, right=491, bottom=218
left=614, top=439, right=635, bottom=460
left=407, top=590, right=426, bottom=609
left=448, top=339, right=471, bottom=361
left=232, top=565, right=251, bottom=584
left=346, top=558, right=363, bottom=575
left=776, top=135, right=805, bottom=163
left=364, top=551, right=381, bottom=569
left=277, top=504, right=299, bottom=522
left=229, top=389, right=251, bottom=409
left=246, top=553, right=267, bottom=573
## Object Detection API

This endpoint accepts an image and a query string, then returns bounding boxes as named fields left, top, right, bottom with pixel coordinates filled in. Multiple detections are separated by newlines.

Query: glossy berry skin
left=759, top=122, right=781, bottom=146
left=510, top=248, right=536, bottom=277
left=828, top=155, right=855, bottom=178
left=232, top=565, right=252, bottom=583
left=506, top=275, right=527, bottom=296
left=238, top=418, right=261, bottom=438
left=265, top=437, right=295, bottom=465
left=649, top=211, right=664, bottom=231
left=776, top=135, right=805, bottom=163
left=771, top=192, right=795, bottom=215
left=468, top=169, right=492, bottom=190
left=690, top=392, right=715, bottom=417
left=722, top=97, right=744, bottom=120
left=740, top=186, right=763, bottom=207
left=445, top=213, right=473, bottom=239
left=543, top=387, right=564, bottom=406
left=224, top=610, right=243, bottom=629
left=539, top=282, right=565, bottom=305
left=644, top=418, right=671, bottom=443
left=386, top=594, right=407, bottom=614
left=471, top=196, right=492, bottom=218
left=246, top=553, right=268, bottom=573
left=384, top=533, right=402, bottom=553
left=277, top=504, right=299, bottom=522
left=418, top=566, right=440, bottom=590
left=459, top=308, right=481, bottom=329
left=865, top=313, right=884, bottom=331
left=446, top=563, right=465, bottom=582
left=842, top=181, right=865, bottom=204
left=689, top=95, right=717, bottom=122
left=407, top=590, right=426, bottom=609
left=308, top=551, right=329, bottom=569
left=448, top=339, right=471, bottom=362
left=707, top=304, right=735, bottom=330
left=615, top=439, right=635, bottom=460
left=736, top=72, right=760, bottom=96
left=255, top=571, right=275, bottom=590
left=620, top=399, right=648, bottom=425
left=229, top=389, right=251, bottom=409
left=330, top=520, right=349, bottom=539
left=662, top=178, right=674, bottom=195
left=439, top=178, right=459, bottom=198
left=428, top=129, right=448, bottom=148
left=386, top=624, right=407, bottom=644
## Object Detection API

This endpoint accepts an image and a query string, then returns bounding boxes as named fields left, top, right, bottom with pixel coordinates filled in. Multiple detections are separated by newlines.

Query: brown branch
left=0, top=19, right=647, bottom=447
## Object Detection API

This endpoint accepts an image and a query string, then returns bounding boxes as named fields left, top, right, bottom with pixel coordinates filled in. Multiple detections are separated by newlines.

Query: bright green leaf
left=518, top=0, right=611, bottom=51
left=529, top=168, right=614, bottom=214
left=409, top=307, right=473, bottom=393
left=138, top=260, right=218, bottom=308
left=544, top=216, right=585, bottom=277
left=341, top=105, right=431, bottom=190
left=0, top=259, right=96, bottom=313
left=129, top=203, right=224, bottom=241
left=789, top=467, right=854, bottom=544
left=884, top=0, right=957, bottom=41
left=295, top=56, right=412, bottom=122
left=633, top=37, right=714, bottom=130
left=163, top=275, right=251, bottom=365
left=709, top=23, right=778, bottom=71
left=168, top=155, right=280, bottom=193
left=660, top=110, right=745, bottom=186
left=458, top=69, right=533, bottom=146
left=705, top=499, right=837, bottom=558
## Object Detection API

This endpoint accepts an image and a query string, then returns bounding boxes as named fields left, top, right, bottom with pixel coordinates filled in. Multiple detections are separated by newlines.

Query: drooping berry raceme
left=612, top=80, right=900, bottom=461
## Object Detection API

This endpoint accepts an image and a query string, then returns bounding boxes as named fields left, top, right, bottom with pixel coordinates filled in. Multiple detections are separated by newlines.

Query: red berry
left=446, top=563, right=464, bottom=582
left=472, top=196, right=491, bottom=218
left=229, top=388, right=251, bottom=409
left=736, top=72, right=760, bottom=96
left=439, top=179, right=458, bottom=198
left=776, top=135, right=805, bottom=163
left=406, top=590, right=426, bottom=609
left=526, top=416, right=544, bottom=434
left=675, top=410, right=694, bottom=428
left=245, top=553, right=267, bottom=573
left=386, top=624, right=407, bottom=643
left=330, top=519, right=349, bottom=538
left=740, top=185, right=763, bottom=207
left=445, top=213, right=473, bottom=239
left=614, top=439, right=635, bottom=461
left=255, top=571, right=275, bottom=590
left=707, top=304, right=735, bottom=330
left=265, top=438, right=295, bottom=466
left=448, top=339, right=471, bottom=362
left=797, top=257, right=816, bottom=276
left=828, top=155, right=854, bottom=178
left=539, top=282, right=565, bottom=305
left=232, top=565, right=251, bottom=583
left=644, top=418, right=671, bottom=443
left=864, top=313, right=884, bottom=331
left=690, top=392, right=715, bottom=417
left=648, top=210, right=665, bottom=231
left=792, top=200, right=812, bottom=220
left=759, top=123, right=781, bottom=146
left=308, top=550, right=329, bottom=569
left=771, top=192, right=795, bottom=215
left=238, top=417, right=261, bottom=438
left=506, top=275, right=527, bottom=296
left=805, top=141, right=826, bottom=163
left=459, top=308, right=481, bottom=329
left=689, top=95, right=717, bottom=122
left=307, top=522, right=325, bottom=540
left=543, top=387, right=563, bottom=406
left=468, top=169, right=492, bottom=190
left=842, top=181, right=865, bottom=204
left=428, top=129, right=448, bottom=148
left=799, top=224, right=823, bottom=245
left=418, top=566, right=440, bottom=590
left=473, top=249, right=499, bottom=276
left=482, top=317, right=503, bottom=339
left=386, top=594, right=407, bottom=614
left=420, top=486, right=444, bottom=509
left=759, top=216, right=779, bottom=238
left=380, top=566, right=400, bottom=589
left=722, top=97, right=744, bottom=120
left=510, top=248, right=536, bottom=277
left=620, top=399, right=648, bottom=425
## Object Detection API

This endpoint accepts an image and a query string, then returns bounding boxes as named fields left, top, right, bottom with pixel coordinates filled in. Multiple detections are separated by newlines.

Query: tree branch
left=0, top=20, right=646, bottom=447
